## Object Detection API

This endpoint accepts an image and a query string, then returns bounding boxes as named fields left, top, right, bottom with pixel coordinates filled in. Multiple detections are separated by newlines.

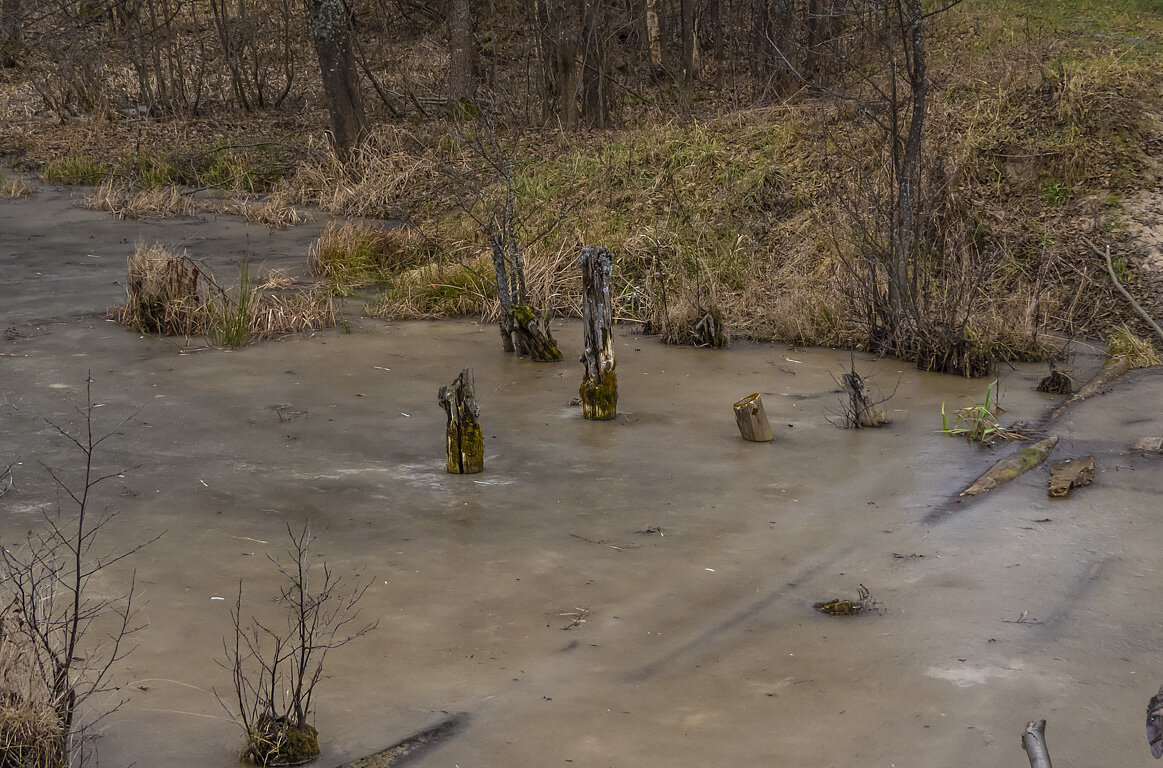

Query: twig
left=1085, top=237, right=1163, bottom=343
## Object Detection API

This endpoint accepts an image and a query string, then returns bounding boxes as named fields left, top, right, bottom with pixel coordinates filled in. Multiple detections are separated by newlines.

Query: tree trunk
left=644, top=0, right=662, bottom=73
left=579, top=247, right=616, bottom=420
left=0, top=0, right=21, bottom=68
left=890, top=0, right=926, bottom=337
left=679, top=0, right=695, bottom=93
left=438, top=368, right=484, bottom=474
left=580, top=0, right=608, bottom=127
left=733, top=393, right=773, bottom=442
left=446, top=0, right=476, bottom=110
left=306, top=0, right=365, bottom=160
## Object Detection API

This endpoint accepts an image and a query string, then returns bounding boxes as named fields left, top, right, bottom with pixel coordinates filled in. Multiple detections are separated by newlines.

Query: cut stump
left=578, top=246, right=617, bottom=420
left=438, top=368, right=483, bottom=474
left=1048, top=456, right=1094, bottom=498
left=733, top=393, right=773, bottom=442
left=959, top=436, right=1058, bottom=497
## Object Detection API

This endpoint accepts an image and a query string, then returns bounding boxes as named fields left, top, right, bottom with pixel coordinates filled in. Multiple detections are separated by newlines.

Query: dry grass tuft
left=309, top=221, right=427, bottom=294
left=114, top=243, right=337, bottom=343
left=1107, top=325, right=1161, bottom=368
left=86, top=181, right=194, bottom=219
left=219, top=193, right=308, bottom=229
left=0, top=619, right=65, bottom=768
left=370, top=258, right=494, bottom=320
left=0, top=177, right=34, bottom=199
left=116, top=244, right=210, bottom=335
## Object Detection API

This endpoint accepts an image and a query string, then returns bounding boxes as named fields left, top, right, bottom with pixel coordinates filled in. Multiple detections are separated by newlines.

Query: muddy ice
left=3, top=184, right=1163, bottom=768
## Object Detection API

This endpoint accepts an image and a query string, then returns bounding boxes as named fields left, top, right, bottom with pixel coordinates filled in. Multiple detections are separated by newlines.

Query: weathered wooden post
left=733, top=392, right=773, bottom=442
left=438, top=368, right=484, bottom=474
left=579, top=246, right=617, bottom=420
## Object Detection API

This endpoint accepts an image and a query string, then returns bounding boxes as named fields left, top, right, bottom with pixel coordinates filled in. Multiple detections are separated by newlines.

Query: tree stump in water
left=438, top=368, right=484, bottom=474
left=1047, top=456, right=1094, bottom=498
left=579, top=247, right=617, bottom=420
left=841, top=370, right=888, bottom=427
left=491, top=231, right=562, bottom=362
left=733, top=393, right=773, bottom=442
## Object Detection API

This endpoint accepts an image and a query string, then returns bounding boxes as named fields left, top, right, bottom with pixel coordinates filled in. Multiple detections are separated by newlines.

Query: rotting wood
left=1021, top=720, right=1053, bottom=768
left=841, top=369, right=888, bottom=427
left=1133, top=436, right=1163, bottom=455
left=959, top=435, right=1058, bottom=497
left=438, top=368, right=483, bottom=474
left=337, top=713, right=468, bottom=768
left=491, top=207, right=562, bottom=362
left=1036, top=361, right=1072, bottom=395
left=733, top=393, right=773, bottom=442
left=578, top=246, right=617, bottom=420
left=1048, top=455, right=1094, bottom=498
left=1049, top=355, right=1131, bottom=420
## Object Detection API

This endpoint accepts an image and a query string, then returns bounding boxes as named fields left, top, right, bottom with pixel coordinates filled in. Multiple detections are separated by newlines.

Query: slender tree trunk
left=644, top=0, right=662, bottom=72
left=307, top=0, right=365, bottom=159
left=892, top=0, right=926, bottom=335
left=446, top=0, right=477, bottom=108
left=0, top=0, right=21, bottom=68
left=680, top=0, right=695, bottom=93
left=580, top=0, right=608, bottom=127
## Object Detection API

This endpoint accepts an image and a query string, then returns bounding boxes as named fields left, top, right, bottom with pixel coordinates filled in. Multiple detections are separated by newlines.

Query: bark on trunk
left=733, top=393, right=773, bottom=442
left=959, top=436, right=1058, bottom=498
left=579, top=246, right=616, bottom=420
left=0, top=0, right=21, bottom=68
left=491, top=231, right=562, bottom=362
left=438, top=368, right=484, bottom=474
left=307, top=0, right=365, bottom=160
left=446, top=0, right=476, bottom=109
left=644, top=0, right=662, bottom=73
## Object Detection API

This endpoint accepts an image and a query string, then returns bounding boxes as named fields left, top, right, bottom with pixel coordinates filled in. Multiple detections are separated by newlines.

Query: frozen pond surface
left=3, top=186, right=1163, bottom=767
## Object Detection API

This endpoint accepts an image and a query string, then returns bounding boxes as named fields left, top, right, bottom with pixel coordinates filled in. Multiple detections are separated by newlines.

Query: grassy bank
left=0, top=0, right=1159, bottom=366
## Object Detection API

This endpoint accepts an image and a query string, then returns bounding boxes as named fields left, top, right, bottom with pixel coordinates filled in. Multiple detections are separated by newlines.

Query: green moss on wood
left=458, top=419, right=485, bottom=473
left=580, top=368, right=617, bottom=420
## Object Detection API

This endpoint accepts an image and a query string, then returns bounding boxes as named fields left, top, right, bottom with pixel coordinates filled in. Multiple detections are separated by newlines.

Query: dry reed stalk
left=0, top=179, right=34, bottom=198
left=85, top=181, right=194, bottom=219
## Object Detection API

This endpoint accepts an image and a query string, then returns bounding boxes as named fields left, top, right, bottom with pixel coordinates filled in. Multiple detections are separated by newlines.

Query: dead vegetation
left=114, top=243, right=336, bottom=344
left=0, top=619, right=62, bottom=768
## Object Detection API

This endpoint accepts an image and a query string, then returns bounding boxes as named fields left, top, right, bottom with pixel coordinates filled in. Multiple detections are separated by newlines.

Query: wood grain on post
left=438, top=368, right=484, bottom=474
left=733, top=392, right=773, bottom=442
left=579, top=246, right=617, bottom=420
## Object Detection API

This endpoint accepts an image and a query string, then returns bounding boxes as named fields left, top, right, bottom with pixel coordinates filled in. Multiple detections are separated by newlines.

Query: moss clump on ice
left=580, top=368, right=617, bottom=420
left=244, top=717, right=320, bottom=767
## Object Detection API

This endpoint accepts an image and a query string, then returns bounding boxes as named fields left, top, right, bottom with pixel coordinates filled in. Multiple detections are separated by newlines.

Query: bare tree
left=445, top=0, right=477, bottom=109
left=0, top=376, right=155, bottom=767
left=218, top=523, right=375, bottom=767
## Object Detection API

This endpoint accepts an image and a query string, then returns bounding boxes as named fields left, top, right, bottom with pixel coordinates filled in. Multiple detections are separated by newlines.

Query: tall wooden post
left=579, top=246, right=616, bottom=420
left=438, top=368, right=484, bottom=473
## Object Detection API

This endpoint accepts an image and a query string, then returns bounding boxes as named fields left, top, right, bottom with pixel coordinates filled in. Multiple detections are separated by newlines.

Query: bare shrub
left=217, top=525, right=374, bottom=767
left=0, top=378, right=155, bottom=766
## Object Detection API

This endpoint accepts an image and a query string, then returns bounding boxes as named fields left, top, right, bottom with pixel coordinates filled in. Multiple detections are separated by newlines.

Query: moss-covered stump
left=244, top=716, right=320, bottom=767
left=580, top=368, right=617, bottom=421
left=579, top=246, right=617, bottom=419
left=438, top=368, right=484, bottom=474
left=501, top=304, right=562, bottom=362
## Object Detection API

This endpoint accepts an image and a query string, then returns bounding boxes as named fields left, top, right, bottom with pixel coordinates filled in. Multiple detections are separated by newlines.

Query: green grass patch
left=41, top=156, right=111, bottom=186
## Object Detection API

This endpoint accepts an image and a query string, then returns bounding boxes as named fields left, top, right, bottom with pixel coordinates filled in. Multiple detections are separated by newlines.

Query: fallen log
left=1048, top=456, right=1094, bottom=498
left=733, top=393, right=773, bottom=442
left=336, top=713, right=468, bottom=768
left=1021, top=720, right=1053, bottom=768
left=578, top=246, right=617, bottom=420
left=1049, top=355, right=1130, bottom=420
left=959, top=436, right=1058, bottom=498
left=438, top=368, right=484, bottom=474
